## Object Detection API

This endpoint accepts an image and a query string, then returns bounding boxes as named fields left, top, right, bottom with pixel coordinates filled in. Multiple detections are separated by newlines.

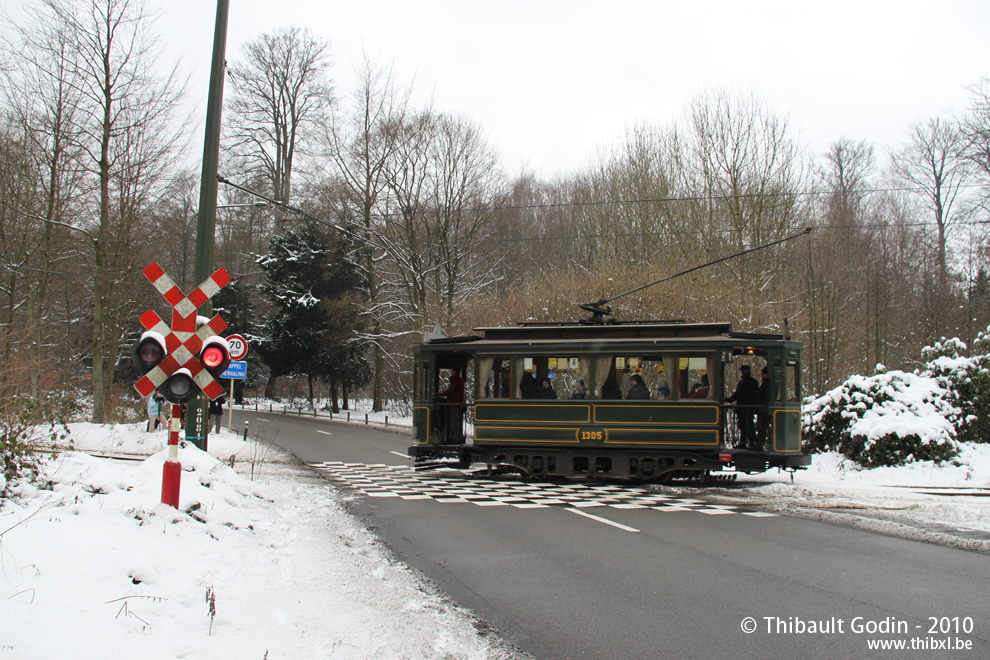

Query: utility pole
left=186, top=0, right=230, bottom=451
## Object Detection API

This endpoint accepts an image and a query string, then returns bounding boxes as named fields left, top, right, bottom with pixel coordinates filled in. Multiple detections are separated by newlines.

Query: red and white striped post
left=161, top=403, right=183, bottom=508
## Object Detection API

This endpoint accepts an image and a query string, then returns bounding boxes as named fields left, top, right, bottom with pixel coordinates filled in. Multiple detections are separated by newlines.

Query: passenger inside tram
left=475, top=353, right=715, bottom=402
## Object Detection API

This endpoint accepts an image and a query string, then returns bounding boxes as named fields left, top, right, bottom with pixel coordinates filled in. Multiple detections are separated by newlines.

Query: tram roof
left=473, top=321, right=760, bottom=341
left=421, top=321, right=796, bottom=349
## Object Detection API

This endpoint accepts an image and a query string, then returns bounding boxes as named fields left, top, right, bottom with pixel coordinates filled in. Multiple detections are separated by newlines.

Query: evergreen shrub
left=922, top=330, right=990, bottom=444
left=803, top=368, right=959, bottom=468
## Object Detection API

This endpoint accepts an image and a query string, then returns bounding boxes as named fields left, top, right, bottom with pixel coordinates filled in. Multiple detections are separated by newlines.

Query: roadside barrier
left=232, top=401, right=410, bottom=430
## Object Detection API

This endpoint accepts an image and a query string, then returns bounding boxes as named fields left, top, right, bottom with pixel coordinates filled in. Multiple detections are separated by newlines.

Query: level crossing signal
left=132, top=262, right=231, bottom=405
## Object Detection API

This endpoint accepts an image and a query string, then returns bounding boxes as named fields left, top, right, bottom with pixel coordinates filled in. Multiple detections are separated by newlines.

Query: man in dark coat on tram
left=439, top=367, right=466, bottom=442
left=726, top=364, right=760, bottom=449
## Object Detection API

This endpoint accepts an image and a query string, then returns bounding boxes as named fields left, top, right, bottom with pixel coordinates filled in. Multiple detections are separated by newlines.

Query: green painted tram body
left=409, top=321, right=810, bottom=480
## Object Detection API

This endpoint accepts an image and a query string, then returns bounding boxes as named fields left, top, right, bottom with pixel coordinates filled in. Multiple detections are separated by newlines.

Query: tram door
left=720, top=351, right=768, bottom=450
left=433, top=351, right=473, bottom=445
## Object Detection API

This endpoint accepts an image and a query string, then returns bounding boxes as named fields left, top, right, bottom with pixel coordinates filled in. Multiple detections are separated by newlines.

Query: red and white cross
left=133, top=262, right=231, bottom=401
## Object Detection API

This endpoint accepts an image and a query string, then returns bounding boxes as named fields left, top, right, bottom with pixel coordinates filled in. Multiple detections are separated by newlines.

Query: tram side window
left=549, top=357, right=589, bottom=399
left=478, top=357, right=512, bottom=399
left=678, top=356, right=713, bottom=400
left=512, top=356, right=591, bottom=399
left=609, top=356, right=675, bottom=400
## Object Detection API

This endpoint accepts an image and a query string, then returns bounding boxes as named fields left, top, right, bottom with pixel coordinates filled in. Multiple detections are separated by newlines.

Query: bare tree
left=24, top=0, right=186, bottom=422
left=681, top=88, right=810, bottom=327
left=961, top=77, right=990, bottom=186
left=802, top=139, right=877, bottom=391
left=867, top=193, right=930, bottom=368
left=891, top=116, right=972, bottom=289
left=323, top=55, right=409, bottom=411
left=384, top=110, right=506, bottom=334
left=954, top=78, right=990, bottom=334
left=560, top=122, right=686, bottom=273
left=497, top=90, right=808, bottom=330
left=227, top=26, right=331, bottom=212
left=422, top=113, right=506, bottom=330
left=380, top=109, right=434, bottom=332
left=2, top=5, right=87, bottom=400
left=822, top=138, right=875, bottom=216
left=494, top=172, right=574, bottom=293
left=0, top=126, right=37, bottom=374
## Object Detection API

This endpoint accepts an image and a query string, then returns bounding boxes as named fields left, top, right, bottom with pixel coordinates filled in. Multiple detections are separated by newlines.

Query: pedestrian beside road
left=209, top=397, right=224, bottom=434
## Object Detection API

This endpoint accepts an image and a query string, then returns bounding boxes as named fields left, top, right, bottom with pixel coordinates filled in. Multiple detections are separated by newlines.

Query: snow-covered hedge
left=803, top=368, right=960, bottom=468
left=922, top=332, right=990, bottom=445
left=803, top=324, right=990, bottom=468
left=1, top=394, right=69, bottom=498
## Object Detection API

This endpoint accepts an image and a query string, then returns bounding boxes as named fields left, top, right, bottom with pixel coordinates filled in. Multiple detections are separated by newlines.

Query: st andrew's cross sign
left=134, top=262, right=231, bottom=403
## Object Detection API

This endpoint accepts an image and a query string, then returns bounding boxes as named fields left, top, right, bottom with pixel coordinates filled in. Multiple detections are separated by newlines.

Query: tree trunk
left=91, top=112, right=110, bottom=422
left=330, top=376, right=340, bottom=414
left=91, top=238, right=107, bottom=422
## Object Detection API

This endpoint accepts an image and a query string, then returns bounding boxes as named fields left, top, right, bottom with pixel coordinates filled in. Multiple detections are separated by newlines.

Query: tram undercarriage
left=408, top=442, right=811, bottom=483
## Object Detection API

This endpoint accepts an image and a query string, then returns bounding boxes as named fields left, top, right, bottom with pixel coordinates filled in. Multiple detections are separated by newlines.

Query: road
left=231, top=408, right=990, bottom=659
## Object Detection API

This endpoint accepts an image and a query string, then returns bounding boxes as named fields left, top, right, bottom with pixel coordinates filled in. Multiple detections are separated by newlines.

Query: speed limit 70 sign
left=225, top=333, right=248, bottom=361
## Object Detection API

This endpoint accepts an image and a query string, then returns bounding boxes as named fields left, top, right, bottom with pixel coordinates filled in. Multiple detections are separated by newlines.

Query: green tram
left=409, top=320, right=810, bottom=481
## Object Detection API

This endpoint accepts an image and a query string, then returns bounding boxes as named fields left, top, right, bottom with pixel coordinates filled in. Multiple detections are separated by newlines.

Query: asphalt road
left=231, top=408, right=990, bottom=659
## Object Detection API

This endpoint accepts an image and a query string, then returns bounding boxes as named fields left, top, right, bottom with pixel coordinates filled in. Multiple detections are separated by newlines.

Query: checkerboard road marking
left=307, top=461, right=775, bottom=517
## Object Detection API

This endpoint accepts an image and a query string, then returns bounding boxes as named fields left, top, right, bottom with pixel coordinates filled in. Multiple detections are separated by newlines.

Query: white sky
left=10, top=0, right=990, bottom=177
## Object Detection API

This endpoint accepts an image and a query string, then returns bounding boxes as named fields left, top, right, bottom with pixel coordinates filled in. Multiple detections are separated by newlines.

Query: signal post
left=134, top=0, right=231, bottom=504
left=133, top=262, right=231, bottom=508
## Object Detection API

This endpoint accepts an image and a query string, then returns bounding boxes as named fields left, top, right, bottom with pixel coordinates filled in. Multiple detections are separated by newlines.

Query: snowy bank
left=0, top=423, right=516, bottom=660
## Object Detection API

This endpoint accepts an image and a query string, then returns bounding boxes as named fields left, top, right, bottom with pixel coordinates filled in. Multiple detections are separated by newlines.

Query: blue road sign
left=221, top=360, right=247, bottom=379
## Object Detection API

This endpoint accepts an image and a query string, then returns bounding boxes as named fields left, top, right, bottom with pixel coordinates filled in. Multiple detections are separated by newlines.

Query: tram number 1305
left=580, top=430, right=604, bottom=441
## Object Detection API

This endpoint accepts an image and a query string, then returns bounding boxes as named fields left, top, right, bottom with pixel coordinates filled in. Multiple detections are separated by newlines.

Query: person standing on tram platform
left=726, top=365, right=760, bottom=448
left=439, top=367, right=466, bottom=442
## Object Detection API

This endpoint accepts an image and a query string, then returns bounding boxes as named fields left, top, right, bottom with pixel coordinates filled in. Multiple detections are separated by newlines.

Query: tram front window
left=784, top=360, right=800, bottom=401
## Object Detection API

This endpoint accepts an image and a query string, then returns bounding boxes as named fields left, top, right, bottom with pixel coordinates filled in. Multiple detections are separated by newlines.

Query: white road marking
left=316, top=430, right=333, bottom=436
left=566, top=507, right=640, bottom=533
left=389, top=451, right=410, bottom=459
left=307, top=462, right=777, bottom=519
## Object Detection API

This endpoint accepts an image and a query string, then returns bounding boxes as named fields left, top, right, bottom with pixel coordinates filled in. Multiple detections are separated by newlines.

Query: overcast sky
left=20, top=0, right=990, bottom=178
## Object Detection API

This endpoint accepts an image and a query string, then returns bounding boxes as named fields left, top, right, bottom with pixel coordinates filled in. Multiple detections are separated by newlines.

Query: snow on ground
left=693, top=442, right=990, bottom=552
left=2, top=412, right=990, bottom=659
left=0, top=421, right=519, bottom=660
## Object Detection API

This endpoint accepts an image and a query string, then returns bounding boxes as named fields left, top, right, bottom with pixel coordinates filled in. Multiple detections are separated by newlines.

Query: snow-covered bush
left=922, top=330, right=990, bottom=444
left=1, top=394, right=69, bottom=499
left=803, top=369, right=959, bottom=468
